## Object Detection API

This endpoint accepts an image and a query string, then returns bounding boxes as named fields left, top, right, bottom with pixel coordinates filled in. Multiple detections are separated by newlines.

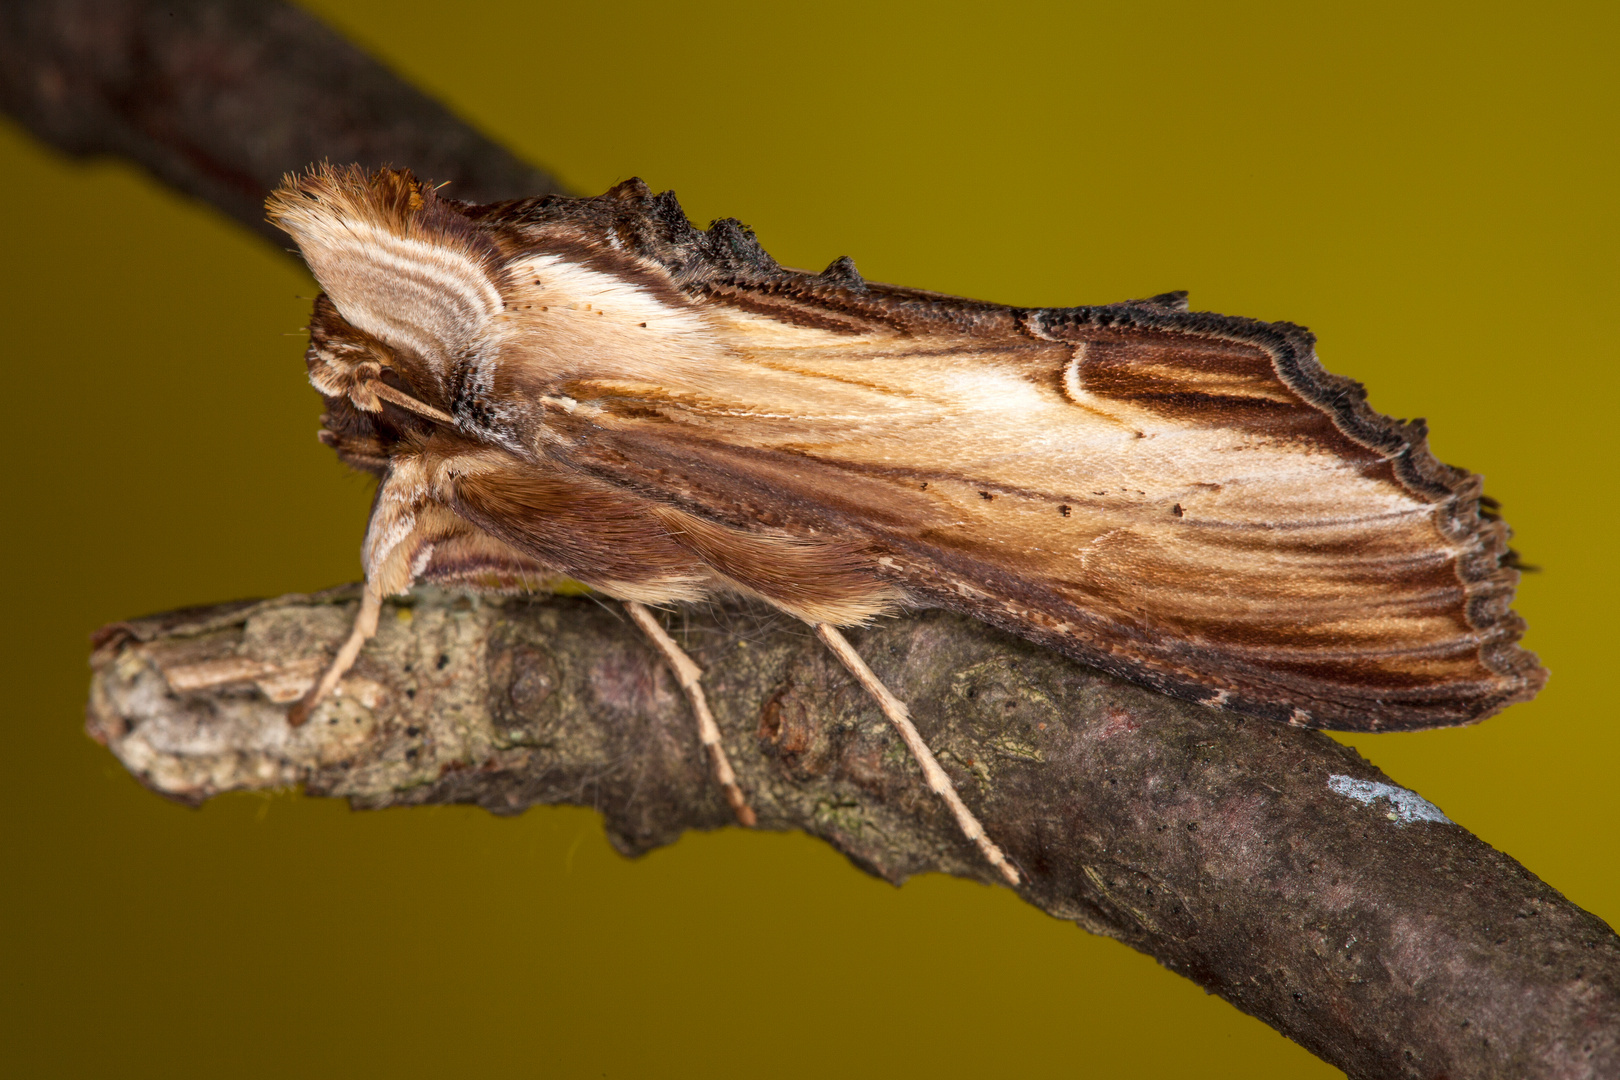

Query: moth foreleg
left=813, top=624, right=1021, bottom=887
left=624, top=601, right=756, bottom=828
left=288, top=581, right=383, bottom=727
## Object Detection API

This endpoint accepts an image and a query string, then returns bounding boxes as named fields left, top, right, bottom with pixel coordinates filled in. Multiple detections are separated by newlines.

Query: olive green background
left=2, top=1, right=1613, bottom=1076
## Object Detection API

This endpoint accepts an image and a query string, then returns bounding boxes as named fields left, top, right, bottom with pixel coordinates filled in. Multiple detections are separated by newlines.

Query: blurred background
left=1, top=1, right=1613, bottom=1075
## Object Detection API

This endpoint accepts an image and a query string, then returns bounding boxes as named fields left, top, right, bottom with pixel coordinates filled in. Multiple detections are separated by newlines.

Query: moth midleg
left=624, top=601, right=757, bottom=828
left=288, top=581, right=383, bottom=727
left=814, top=624, right=1021, bottom=887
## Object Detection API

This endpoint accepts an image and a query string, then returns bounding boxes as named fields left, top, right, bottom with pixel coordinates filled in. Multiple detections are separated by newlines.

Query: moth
left=267, top=166, right=1545, bottom=885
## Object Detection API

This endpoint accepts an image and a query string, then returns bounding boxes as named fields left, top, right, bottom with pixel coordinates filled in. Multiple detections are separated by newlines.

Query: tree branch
left=12, top=3, right=1616, bottom=1077
left=86, top=589, right=1620, bottom=1080
left=0, top=0, right=565, bottom=243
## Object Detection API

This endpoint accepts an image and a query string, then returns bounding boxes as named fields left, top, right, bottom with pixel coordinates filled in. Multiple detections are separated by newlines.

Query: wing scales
left=537, top=291, right=1537, bottom=729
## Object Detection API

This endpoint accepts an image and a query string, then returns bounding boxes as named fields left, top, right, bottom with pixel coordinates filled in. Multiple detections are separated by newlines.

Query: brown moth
left=267, top=166, right=1545, bottom=885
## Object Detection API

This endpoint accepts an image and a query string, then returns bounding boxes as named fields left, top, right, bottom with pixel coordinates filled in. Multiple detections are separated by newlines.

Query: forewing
left=531, top=279, right=1540, bottom=731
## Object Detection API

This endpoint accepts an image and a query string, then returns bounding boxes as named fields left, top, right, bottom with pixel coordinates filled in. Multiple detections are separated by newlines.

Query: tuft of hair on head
left=267, top=165, right=505, bottom=370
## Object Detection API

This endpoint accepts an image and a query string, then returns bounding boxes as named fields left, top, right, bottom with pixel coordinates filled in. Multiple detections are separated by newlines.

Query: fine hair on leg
left=814, top=623, right=1021, bottom=886
left=625, top=601, right=757, bottom=827
left=288, top=582, right=384, bottom=727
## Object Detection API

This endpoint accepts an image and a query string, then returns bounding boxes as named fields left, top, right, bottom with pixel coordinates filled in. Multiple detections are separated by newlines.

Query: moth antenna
left=288, top=583, right=383, bottom=727
left=625, top=601, right=756, bottom=827
left=814, top=624, right=1021, bottom=886
left=365, top=380, right=457, bottom=425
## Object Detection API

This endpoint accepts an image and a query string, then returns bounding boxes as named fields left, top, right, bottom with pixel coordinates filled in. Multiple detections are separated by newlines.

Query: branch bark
left=86, top=589, right=1620, bottom=1080
left=0, top=0, right=565, bottom=243
left=11, top=3, right=1616, bottom=1077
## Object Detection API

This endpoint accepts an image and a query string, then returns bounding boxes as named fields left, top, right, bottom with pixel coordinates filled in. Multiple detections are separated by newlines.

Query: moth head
left=268, top=165, right=504, bottom=410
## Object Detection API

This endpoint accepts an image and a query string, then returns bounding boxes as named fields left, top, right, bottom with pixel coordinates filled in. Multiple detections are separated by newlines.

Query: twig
left=87, top=589, right=1620, bottom=1080
left=0, top=0, right=565, bottom=243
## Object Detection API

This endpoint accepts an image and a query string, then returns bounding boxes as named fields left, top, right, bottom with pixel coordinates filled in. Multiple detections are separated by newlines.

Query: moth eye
left=1059, top=505, right=1071, bottom=517
left=979, top=491, right=994, bottom=501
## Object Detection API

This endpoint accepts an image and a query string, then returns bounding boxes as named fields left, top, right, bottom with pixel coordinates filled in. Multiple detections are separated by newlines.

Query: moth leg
left=286, top=452, right=438, bottom=729
left=814, top=624, right=1021, bottom=886
left=287, top=581, right=383, bottom=727
left=624, top=601, right=757, bottom=828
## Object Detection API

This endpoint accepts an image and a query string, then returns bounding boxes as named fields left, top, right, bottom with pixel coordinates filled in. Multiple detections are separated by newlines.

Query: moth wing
left=546, top=293, right=1540, bottom=731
